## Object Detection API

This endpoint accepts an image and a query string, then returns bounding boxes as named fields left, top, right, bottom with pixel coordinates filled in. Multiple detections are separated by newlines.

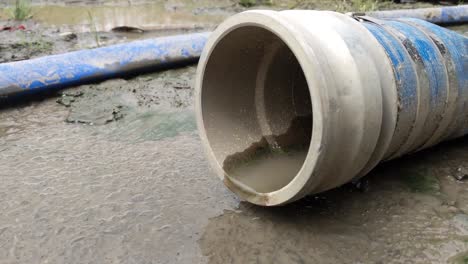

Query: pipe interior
left=201, top=26, right=313, bottom=193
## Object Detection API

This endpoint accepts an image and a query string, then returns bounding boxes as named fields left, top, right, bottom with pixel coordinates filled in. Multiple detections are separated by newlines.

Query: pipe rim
left=195, top=10, right=327, bottom=206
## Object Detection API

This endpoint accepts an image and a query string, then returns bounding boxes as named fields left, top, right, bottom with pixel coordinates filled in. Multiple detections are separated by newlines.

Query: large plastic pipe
left=0, top=32, right=210, bottom=98
left=356, top=5, right=468, bottom=24
left=195, top=10, right=468, bottom=206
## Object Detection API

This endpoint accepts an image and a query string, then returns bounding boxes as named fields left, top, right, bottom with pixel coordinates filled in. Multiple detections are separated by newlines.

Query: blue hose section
left=400, top=18, right=468, bottom=139
left=384, top=20, right=448, bottom=111
left=363, top=22, right=418, bottom=154
left=366, top=5, right=468, bottom=24
left=0, top=32, right=210, bottom=97
left=363, top=17, right=468, bottom=149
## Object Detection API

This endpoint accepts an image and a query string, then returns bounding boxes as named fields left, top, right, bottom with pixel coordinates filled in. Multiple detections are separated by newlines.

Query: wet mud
left=1, top=1, right=468, bottom=263
left=223, top=115, right=312, bottom=193
left=55, top=66, right=198, bottom=141
left=0, top=97, right=238, bottom=264
left=202, top=139, right=468, bottom=263
left=0, top=20, right=132, bottom=63
left=2, top=65, right=468, bottom=264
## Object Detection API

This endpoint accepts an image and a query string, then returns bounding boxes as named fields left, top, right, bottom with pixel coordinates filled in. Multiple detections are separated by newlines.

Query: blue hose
left=0, top=32, right=210, bottom=98
left=362, top=5, right=468, bottom=24
left=361, top=16, right=468, bottom=155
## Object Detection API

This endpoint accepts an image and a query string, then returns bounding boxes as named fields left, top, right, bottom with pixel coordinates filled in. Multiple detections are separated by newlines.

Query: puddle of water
left=222, top=113, right=312, bottom=194
left=0, top=1, right=235, bottom=32
left=226, top=149, right=308, bottom=193
left=106, top=109, right=197, bottom=142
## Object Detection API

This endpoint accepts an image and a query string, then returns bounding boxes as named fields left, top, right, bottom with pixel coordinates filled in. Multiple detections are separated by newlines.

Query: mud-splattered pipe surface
left=0, top=32, right=210, bottom=98
left=195, top=10, right=468, bottom=206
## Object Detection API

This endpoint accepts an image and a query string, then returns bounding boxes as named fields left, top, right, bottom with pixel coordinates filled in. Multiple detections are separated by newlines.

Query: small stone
left=60, top=32, right=77, bottom=42
left=352, top=178, right=370, bottom=193
left=61, top=90, right=83, bottom=97
left=454, top=167, right=468, bottom=181
left=56, top=96, right=74, bottom=107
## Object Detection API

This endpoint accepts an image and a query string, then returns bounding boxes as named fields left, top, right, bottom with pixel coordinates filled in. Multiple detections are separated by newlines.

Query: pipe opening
left=201, top=26, right=312, bottom=194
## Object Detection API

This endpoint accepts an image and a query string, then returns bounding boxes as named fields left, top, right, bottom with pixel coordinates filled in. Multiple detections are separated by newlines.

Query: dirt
left=1, top=0, right=468, bottom=263
left=53, top=66, right=199, bottom=142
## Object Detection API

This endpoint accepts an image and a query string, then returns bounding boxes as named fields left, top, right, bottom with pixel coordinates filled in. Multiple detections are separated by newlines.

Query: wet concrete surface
left=1, top=1, right=468, bottom=263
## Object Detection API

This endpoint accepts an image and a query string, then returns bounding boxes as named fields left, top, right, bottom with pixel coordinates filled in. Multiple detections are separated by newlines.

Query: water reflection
left=0, top=1, right=236, bottom=32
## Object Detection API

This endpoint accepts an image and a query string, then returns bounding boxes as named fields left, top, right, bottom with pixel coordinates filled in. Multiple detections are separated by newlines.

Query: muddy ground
left=1, top=1, right=468, bottom=263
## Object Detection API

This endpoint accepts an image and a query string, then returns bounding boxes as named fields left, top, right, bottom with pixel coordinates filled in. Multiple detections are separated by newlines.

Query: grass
left=453, top=254, right=468, bottom=264
left=347, top=0, right=381, bottom=12
left=9, top=0, right=32, bottom=20
left=239, top=0, right=257, bottom=7
left=14, top=31, right=53, bottom=55
left=238, top=0, right=274, bottom=7
left=332, top=0, right=383, bottom=12
left=87, top=10, right=101, bottom=47
left=399, top=167, right=440, bottom=193
left=290, top=0, right=389, bottom=12
left=463, top=256, right=468, bottom=264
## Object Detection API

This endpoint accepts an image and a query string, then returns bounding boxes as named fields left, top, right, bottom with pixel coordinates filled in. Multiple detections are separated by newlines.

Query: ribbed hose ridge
left=362, top=17, right=468, bottom=160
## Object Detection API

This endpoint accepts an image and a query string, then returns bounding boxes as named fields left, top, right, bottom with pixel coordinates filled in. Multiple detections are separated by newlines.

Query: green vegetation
left=239, top=0, right=274, bottom=7
left=14, top=31, right=53, bottom=55
left=453, top=254, right=468, bottom=264
left=343, top=0, right=380, bottom=12
left=400, top=167, right=439, bottom=193
left=87, top=10, right=101, bottom=47
left=9, top=0, right=32, bottom=20
left=290, top=0, right=391, bottom=12
left=463, top=256, right=468, bottom=264
left=239, top=0, right=257, bottom=7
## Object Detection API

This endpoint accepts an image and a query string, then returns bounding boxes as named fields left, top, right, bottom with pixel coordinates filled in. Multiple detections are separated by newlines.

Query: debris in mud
left=223, top=115, right=312, bottom=193
left=111, top=26, right=145, bottom=33
left=57, top=79, right=131, bottom=125
left=172, top=81, right=191, bottom=90
left=56, top=90, right=83, bottom=107
left=1, top=25, right=26, bottom=31
left=60, top=32, right=77, bottom=42
left=55, top=67, right=195, bottom=127
left=57, top=97, right=74, bottom=107
left=351, top=178, right=370, bottom=193
left=396, top=165, right=440, bottom=193
left=0, top=40, right=53, bottom=62
left=453, top=167, right=468, bottom=181
left=66, top=105, right=123, bottom=125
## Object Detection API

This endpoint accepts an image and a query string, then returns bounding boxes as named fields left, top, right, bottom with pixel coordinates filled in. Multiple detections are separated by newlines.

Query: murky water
left=0, top=0, right=236, bottom=32
left=227, top=149, right=308, bottom=193
left=223, top=114, right=312, bottom=194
